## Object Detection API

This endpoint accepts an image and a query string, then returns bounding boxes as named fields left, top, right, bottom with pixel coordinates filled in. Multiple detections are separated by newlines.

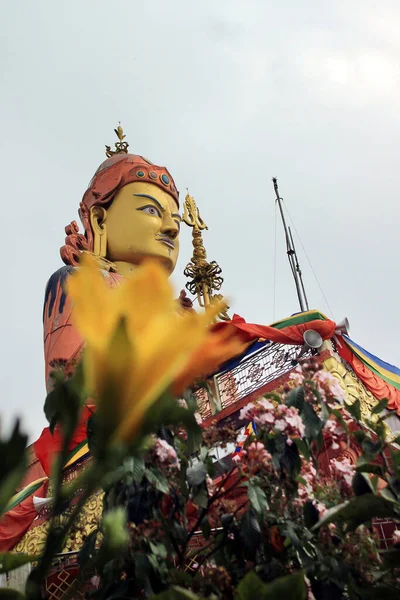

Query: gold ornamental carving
left=323, top=354, right=393, bottom=437
left=14, top=491, right=104, bottom=556
left=105, top=123, right=129, bottom=157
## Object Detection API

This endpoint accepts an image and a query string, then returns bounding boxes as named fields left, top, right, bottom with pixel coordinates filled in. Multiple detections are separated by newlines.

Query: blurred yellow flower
left=66, top=254, right=245, bottom=443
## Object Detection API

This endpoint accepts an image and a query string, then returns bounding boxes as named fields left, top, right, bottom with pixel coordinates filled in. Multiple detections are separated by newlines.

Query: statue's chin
left=110, top=254, right=177, bottom=276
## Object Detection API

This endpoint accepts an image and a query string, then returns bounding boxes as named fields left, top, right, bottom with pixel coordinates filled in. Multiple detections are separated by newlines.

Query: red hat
left=83, top=153, right=179, bottom=210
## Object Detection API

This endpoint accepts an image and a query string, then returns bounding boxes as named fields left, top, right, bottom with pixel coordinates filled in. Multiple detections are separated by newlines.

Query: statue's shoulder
left=43, top=266, right=76, bottom=322
left=43, top=265, right=124, bottom=322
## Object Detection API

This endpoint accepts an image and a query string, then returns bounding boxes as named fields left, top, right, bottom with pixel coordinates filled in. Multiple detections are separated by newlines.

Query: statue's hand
left=177, top=289, right=194, bottom=311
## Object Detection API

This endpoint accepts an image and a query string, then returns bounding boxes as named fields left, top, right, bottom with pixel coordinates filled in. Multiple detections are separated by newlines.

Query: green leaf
left=361, top=438, right=383, bottom=458
left=294, top=438, right=310, bottom=460
left=102, top=507, right=129, bottom=553
left=286, top=387, right=305, bottom=411
left=235, top=570, right=306, bottom=600
left=145, top=468, right=169, bottom=494
left=152, top=587, right=205, bottom=599
left=346, top=398, right=361, bottom=422
left=44, top=363, right=83, bottom=436
left=247, top=482, right=268, bottom=514
left=240, top=510, right=261, bottom=558
left=303, top=500, right=320, bottom=529
left=149, top=541, right=168, bottom=559
left=187, top=461, right=207, bottom=486
left=201, top=516, right=211, bottom=540
left=312, top=493, right=397, bottom=531
left=371, top=398, right=389, bottom=415
left=381, top=549, right=400, bottom=569
left=192, top=486, right=208, bottom=509
left=127, top=457, right=145, bottom=483
left=301, top=402, right=322, bottom=440
left=77, top=529, right=97, bottom=569
left=355, top=459, right=385, bottom=478
left=352, top=429, right=367, bottom=444
left=0, top=591, right=26, bottom=600
left=0, top=421, right=28, bottom=516
left=144, top=391, right=202, bottom=451
left=352, top=472, right=373, bottom=496
left=0, top=552, right=35, bottom=574
left=281, top=440, right=301, bottom=477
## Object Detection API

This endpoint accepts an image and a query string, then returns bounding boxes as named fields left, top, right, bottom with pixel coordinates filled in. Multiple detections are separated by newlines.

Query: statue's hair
left=60, top=154, right=179, bottom=267
left=60, top=203, right=94, bottom=266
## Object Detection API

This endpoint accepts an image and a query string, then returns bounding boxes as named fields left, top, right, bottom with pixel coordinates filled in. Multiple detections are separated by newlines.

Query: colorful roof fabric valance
left=335, top=335, right=400, bottom=414
left=217, top=310, right=400, bottom=414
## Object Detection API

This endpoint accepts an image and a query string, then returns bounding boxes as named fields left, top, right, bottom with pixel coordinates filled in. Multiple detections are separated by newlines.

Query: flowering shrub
left=2, top=260, right=400, bottom=599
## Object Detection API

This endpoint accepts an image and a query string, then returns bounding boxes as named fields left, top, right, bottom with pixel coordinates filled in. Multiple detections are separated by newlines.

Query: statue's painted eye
left=138, top=205, right=162, bottom=218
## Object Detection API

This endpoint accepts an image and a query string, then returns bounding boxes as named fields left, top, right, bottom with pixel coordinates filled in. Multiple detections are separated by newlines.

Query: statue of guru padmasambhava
left=12, top=128, right=192, bottom=556
left=44, top=126, right=188, bottom=393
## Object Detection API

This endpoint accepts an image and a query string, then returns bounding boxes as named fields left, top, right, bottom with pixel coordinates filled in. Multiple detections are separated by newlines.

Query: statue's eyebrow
left=133, top=193, right=164, bottom=212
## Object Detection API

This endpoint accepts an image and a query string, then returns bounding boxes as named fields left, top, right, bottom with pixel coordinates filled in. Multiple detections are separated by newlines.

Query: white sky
left=1, top=0, right=400, bottom=441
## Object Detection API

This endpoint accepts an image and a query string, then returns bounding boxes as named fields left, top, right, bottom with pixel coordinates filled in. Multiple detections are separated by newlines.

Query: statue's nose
left=161, top=214, right=179, bottom=239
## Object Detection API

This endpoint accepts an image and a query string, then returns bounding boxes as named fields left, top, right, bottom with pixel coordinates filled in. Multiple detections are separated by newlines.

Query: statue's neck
left=113, top=258, right=173, bottom=278
left=113, top=261, right=137, bottom=278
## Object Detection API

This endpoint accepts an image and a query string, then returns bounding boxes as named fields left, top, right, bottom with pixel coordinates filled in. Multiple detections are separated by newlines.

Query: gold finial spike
left=105, top=122, right=129, bottom=158
left=182, top=191, right=223, bottom=311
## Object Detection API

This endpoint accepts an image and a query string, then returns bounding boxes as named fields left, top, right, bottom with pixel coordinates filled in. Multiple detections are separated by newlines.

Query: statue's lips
left=157, top=237, right=175, bottom=250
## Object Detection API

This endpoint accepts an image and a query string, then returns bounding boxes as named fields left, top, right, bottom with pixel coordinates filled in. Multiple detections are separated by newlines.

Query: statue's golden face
left=105, top=181, right=180, bottom=274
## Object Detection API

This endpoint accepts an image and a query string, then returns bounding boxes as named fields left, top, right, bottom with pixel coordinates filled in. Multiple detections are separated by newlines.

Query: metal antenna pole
left=288, top=227, right=309, bottom=311
left=272, top=177, right=307, bottom=313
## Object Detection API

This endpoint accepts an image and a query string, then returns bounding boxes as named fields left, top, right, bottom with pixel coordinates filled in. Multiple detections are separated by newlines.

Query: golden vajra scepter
left=183, top=192, right=229, bottom=319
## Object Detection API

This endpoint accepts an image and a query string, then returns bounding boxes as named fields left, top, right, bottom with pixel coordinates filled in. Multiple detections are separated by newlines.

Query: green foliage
left=153, top=587, right=206, bottom=599
left=0, top=553, right=35, bottom=574
left=235, top=570, right=306, bottom=600
left=4, top=361, right=400, bottom=599
left=186, top=462, right=207, bottom=486
left=247, top=481, right=269, bottom=514
left=313, top=493, right=398, bottom=532
left=303, top=500, right=320, bottom=529
left=0, top=591, right=26, bottom=600
left=0, top=421, right=27, bottom=516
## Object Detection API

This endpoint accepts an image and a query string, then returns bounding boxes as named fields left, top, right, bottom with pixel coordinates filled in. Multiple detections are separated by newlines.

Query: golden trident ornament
left=182, top=192, right=224, bottom=311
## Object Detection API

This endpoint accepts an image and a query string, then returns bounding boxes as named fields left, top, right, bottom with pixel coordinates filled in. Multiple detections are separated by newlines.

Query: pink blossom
left=331, top=457, right=355, bottom=486
left=313, top=371, right=346, bottom=404
left=206, top=475, right=215, bottom=495
left=258, top=398, right=275, bottom=411
left=254, top=411, right=275, bottom=425
left=393, top=529, right=400, bottom=544
left=313, top=500, right=327, bottom=518
left=285, top=409, right=305, bottom=437
left=325, top=419, right=344, bottom=436
left=154, top=438, right=180, bottom=468
left=239, top=403, right=256, bottom=420
left=290, top=367, right=304, bottom=387
left=246, top=441, right=271, bottom=463
left=274, top=419, right=287, bottom=432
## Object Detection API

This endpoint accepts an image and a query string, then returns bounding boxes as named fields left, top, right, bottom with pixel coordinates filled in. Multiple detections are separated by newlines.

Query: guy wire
left=282, top=201, right=335, bottom=320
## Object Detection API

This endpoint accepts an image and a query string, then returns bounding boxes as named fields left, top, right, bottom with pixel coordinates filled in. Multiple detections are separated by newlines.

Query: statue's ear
left=89, top=206, right=107, bottom=258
